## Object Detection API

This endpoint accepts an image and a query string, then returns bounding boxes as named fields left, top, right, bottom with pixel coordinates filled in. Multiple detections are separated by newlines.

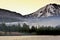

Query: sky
left=0, top=0, right=60, bottom=15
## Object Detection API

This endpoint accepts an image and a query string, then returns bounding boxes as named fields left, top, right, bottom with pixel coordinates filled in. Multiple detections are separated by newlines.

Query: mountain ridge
left=0, top=3, right=60, bottom=18
left=0, top=3, right=60, bottom=26
left=0, top=8, right=22, bottom=17
left=0, top=8, right=24, bottom=22
left=24, top=3, right=60, bottom=18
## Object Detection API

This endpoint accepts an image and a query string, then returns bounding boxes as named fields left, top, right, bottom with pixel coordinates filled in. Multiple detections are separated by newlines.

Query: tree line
left=0, top=23, right=60, bottom=35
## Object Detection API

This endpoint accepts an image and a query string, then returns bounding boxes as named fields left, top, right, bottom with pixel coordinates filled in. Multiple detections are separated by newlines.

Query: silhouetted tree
left=30, top=26, right=37, bottom=33
left=22, top=23, right=30, bottom=33
left=1, top=23, right=8, bottom=35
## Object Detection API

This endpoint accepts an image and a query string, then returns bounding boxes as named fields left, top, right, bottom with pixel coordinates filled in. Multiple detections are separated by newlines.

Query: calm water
left=0, top=36, right=60, bottom=40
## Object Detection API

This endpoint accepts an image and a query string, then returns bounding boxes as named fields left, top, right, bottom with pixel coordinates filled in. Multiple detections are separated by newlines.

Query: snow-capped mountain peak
left=25, top=4, right=60, bottom=18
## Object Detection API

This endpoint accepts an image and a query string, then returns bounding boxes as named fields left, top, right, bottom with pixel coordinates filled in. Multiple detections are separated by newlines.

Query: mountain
left=24, top=3, right=60, bottom=18
left=22, top=3, right=60, bottom=26
left=0, top=3, right=60, bottom=26
left=0, top=8, right=24, bottom=22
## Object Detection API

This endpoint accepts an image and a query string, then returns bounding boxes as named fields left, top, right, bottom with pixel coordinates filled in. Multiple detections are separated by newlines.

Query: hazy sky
left=0, top=0, right=60, bottom=15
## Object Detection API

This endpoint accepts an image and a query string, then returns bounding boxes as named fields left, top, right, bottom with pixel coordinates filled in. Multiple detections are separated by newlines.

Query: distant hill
left=0, top=8, right=24, bottom=22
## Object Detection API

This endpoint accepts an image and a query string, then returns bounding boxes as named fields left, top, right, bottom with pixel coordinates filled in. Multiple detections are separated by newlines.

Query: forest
left=0, top=23, right=60, bottom=35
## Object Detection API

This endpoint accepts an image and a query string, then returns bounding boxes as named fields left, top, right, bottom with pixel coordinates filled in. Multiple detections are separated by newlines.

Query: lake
left=0, top=35, right=60, bottom=40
